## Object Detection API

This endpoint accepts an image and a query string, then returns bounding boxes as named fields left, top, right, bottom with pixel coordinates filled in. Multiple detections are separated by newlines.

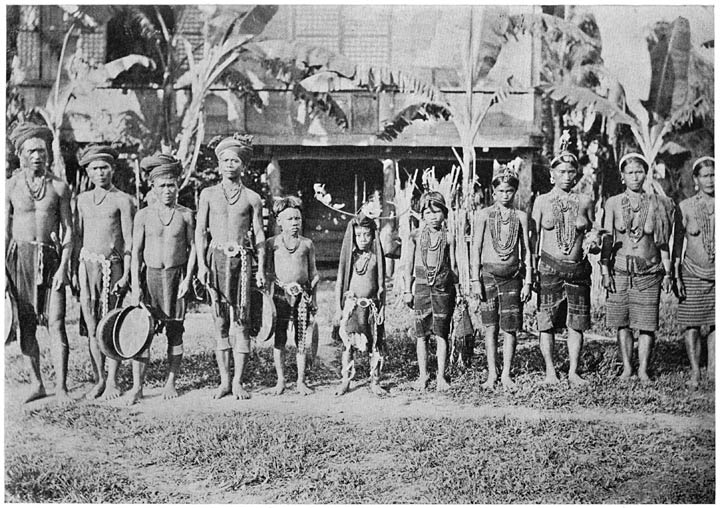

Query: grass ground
left=4, top=280, right=715, bottom=502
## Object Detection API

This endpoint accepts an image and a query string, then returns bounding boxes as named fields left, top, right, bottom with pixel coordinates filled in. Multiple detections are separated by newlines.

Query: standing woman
left=531, top=133, right=595, bottom=385
left=601, top=153, right=674, bottom=383
left=675, top=156, right=715, bottom=387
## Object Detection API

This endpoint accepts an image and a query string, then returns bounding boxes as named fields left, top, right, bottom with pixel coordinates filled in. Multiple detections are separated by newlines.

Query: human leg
left=708, top=327, right=715, bottom=381
left=539, top=331, right=559, bottom=384
left=414, top=336, right=429, bottom=391
left=617, top=327, right=634, bottom=379
left=127, top=356, right=147, bottom=405
left=567, top=328, right=587, bottom=386
left=336, top=348, right=353, bottom=396
left=296, top=351, right=313, bottom=395
left=435, top=335, right=450, bottom=391
left=232, top=328, right=251, bottom=400
left=369, top=349, right=387, bottom=396
left=80, top=295, right=105, bottom=399
left=19, top=327, right=45, bottom=403
left=163, top=322, right=184, bottom=399
left=482, top=325, right=498, bottom=389
left=500, top=330, right=517, bottom=389
left=637, top=331, right=654, bottom=383
left=100, top=358, right=122, bottom=400
left=684, top=327, right=702, bottom=387
left=210, top=295, right=232, bottom=399
left=48, top=287, right=70, bottom=403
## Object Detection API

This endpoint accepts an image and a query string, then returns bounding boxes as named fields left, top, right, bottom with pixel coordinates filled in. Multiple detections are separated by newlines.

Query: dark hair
left=550, top=152, right=578, bottom=169
left=419, top=191, right=448, bottom=217
left=692, top=156, right=715, bottom=177
left=273, top=195, right=303, bottom=217
left=619, top=153, right=649, bottom=173
left=491, top=174, right=519, bottom=190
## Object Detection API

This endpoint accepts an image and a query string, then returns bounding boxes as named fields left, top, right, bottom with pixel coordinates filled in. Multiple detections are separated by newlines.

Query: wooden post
left=380, top=159, right=397, bottom=277
left=514, top=148, right=534, bottom=213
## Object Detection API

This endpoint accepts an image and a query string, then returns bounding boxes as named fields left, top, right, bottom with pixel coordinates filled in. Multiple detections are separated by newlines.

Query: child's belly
left=348, top=277, right=379, bottom=299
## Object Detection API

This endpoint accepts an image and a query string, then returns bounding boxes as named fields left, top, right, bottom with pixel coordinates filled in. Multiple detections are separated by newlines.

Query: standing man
left=196, top=134, right=266, bottom=400
left=74, top=145, right=135, bottom=400
left=6, top=122, right=73, bottom=403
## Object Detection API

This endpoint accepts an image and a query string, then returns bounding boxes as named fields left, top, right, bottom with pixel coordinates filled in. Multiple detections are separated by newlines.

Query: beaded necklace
left=353, top=251, right=372, bottom=275
left=281, top=234, right=300, bottom=254
left=221, top=181, right=242, bottom=205
left=24, top=171, right=47, bottom=201
left=694, top=193, right=715, bottom=262
left=93, top=185, right=115, bottom=206
left=489, top=204, right=519, bottom=260
left=620, top=190, right=649, bottom=243
left=549, top=189, right=579, bottom=255
left=157, top=206, right=176, bottom=227
left=420, top=225, right=446, bottom=285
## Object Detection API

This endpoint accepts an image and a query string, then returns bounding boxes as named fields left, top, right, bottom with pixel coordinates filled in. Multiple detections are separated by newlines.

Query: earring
left=695, top=184, right=699, bottom=191
left=550, top=176, right=555, bottom=185
left=621, top=178, right=625, bottom=185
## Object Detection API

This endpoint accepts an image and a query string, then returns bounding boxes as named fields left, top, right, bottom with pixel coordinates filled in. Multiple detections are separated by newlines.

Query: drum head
left=97, top=308, right=125, bottom=361
left=113, top=306, right=154, bottom=359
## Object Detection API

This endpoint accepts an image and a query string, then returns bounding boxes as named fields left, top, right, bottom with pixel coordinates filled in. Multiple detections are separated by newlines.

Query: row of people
left=5, top=122, right=715, bottom=406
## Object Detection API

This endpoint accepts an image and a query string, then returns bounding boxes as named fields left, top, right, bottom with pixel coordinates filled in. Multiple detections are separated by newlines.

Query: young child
left=470, top=160, right=532, bottom=390
left=264, top=197, right=319, bottom=395
left=400, top=191, right=457, bottom=391
left=128, top=156, right=196, bottom=404
left=334, top=211, right=387, bottom=396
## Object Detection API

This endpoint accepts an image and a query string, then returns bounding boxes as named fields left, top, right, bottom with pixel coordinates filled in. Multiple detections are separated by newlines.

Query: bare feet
left=55, top=389, right=73, bottom=405
left=542, top=373, right=560, bottom=385
left=126, top=388, right=143, bottom=406
left=481, top=377, right=497, bottom=390
left=162, top=384, right=179, bottom=400
left=212, top=383, right=232, bottom=400
left=618, top=368, right=633, bottom=380
left=638, top=372, right=652, bottom=385
left=232, top=380, right=251, bottom=400
left=273, top=380, right=286, bottom=396
left=100, top=384, right=122, bottom=401
left=501, top=376, right=517, bottom=390
left=25, top=385, right=47, bottom=404
left=297, top=381, right=314, bottom=396
left=370, top=382, right=388, bottom=396
left=85, top=381, right=106, bottom=400
left=335, top=380, right=350, bottom=396
left=413, top=376, right=429, bottom=392
left=568, top=373, right=589, bottom=387
left=436, top=377, right=451, bottom=392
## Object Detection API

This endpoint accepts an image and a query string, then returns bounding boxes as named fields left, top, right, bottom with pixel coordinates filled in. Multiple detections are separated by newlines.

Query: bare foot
left=55, top=389, right=73, bottom=405
left=481, top=377, right=497, bottom=390
left=85, top=381, right=106, bottom=400
left=232, top=380, right=251, bottom=400
left=273, top=381, right=286, bottom=396
left=297, top=381, right=314, bottom=396
left=413, top=376, right=429, bottom=392
left=370, top=382, right=388, bottom=396
left=618, top=369, right=633, bottom=380
left=335, top=380, right=350, bottom=396
left=436, top=377, right=451, bottom=392
left=638, top=372, right=652, bottom=385
left=126, top=388, right=143, bottom=406
left=212, top=383, right=232, bottom=400
left=568, top=373, right=589, bottom=387
left=542, top=374, right=560, bottom=385
left=100, top=384, right=122, bottom=401
left=25, top=385, right=47, bottom=404
left=162, top=385, right=179, bottom=400
left=501, top=376, right=517, bottom=390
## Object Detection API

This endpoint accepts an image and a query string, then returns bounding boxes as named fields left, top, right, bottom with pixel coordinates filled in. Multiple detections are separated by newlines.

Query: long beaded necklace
left=489, top=204, right=519, bottom=260
left=157, top=206, right=176, bottom=227
left=549, top=189, right=579, bottom=255
left=24, top=171, right=47, bottom=201
left=420, top=225, right=446, bottom=285
left=620, top=191, right=649, bottom=243
left=93, top=185, right=115, bottom=206
left=694, top=193, right=715, bottom=262
left=353, top=250, right=372, bottom=275
left=281, top=234, right=300, bottom=254
left=221, top=181, right=242, bottom=205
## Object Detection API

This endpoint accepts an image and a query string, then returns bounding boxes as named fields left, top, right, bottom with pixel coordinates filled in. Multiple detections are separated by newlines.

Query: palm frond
left=376, top=103, right=452, bottom=142
left=291, top=84, right=349, bottom=129
left=507, top=12, right=601, bottom=49
left=540, top=83, right=637, bottom=126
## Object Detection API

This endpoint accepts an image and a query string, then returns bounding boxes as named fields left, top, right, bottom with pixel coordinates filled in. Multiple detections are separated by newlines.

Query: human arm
left=114, top=196, right=136, bottom=293
left=672, top=202, right=687, bottom=300
left=195, top=190, right=210, bottom=285
left=470, top=211, right=485, bottom=298
left=600, top=198, right=616, bottom=293
left=519, top=210, right=533, bottom=303
left=178, top=211, right=196, bottom=299
left=53, top=182, right=74, bottom=290
left=529, top=197, right=542, bottom=289
left=308, top=240, right=320, bottom=311
left=5, top=178, right=13, bottom=252
left=399, top=232, right=416, bottom=307
left=130, top=211, right=145, bottom=305
left=252, top=194, right=266, bottom=287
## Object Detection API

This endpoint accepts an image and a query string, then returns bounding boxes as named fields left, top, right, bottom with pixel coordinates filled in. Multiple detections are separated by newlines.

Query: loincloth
left=339, top=292, right=384, bottom=353
left=207, top=241, right=253, bottom=326
left=536, top=251, right=591, bottom=332
left=273, top=280, right=315, bottom=352
left=480, top=262, right=524, bottom=332
left=144, top=265, right=186, bottom=322
left=79, top=248, right=124, bottom=320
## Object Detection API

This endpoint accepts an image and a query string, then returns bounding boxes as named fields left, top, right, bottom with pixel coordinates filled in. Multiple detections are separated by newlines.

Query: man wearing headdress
left=74, top=144, right=135, bottom=400
left=128, top=155, right=196, bottom=404
left=5, top=122, right=73, bottom=403
left=196, top=134, right=266, bottom=400
left=471, top=160, right=532, bottom=390
left=334, top=208, right=387, bottom=396
left=674, top=156, right=714, bottom=387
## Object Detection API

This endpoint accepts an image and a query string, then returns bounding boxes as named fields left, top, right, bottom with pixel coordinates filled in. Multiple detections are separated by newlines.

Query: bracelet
left=470, top=278, right=480, bottom=282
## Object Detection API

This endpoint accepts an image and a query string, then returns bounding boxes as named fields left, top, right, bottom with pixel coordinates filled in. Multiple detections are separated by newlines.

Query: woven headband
left=692, top=156, right=715, bottom=173
left=619, top=152, right=649, bottom=171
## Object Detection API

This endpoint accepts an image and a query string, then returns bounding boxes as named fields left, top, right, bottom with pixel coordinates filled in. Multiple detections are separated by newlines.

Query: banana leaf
left=648, top=17, right=692, bottom=120
left=540, top=83, right=636, bottom=125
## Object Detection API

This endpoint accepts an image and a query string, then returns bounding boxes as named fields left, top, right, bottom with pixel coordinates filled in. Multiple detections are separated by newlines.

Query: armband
left=123, top=250, right=132, bottom=258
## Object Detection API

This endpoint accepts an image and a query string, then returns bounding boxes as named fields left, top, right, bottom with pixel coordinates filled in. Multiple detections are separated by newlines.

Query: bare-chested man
left=265, top=197, right=319, bottom=395
left=74, top=145, right=135, bottom=400
left=196, top=134, right=266, bottom=400
left=531, top=135, right=595, bottom=386
left=5, top=122, right=73, bottom=403
left=128, top=156, right=196, bottom=404
left=334, top=211, right=387, bottom=396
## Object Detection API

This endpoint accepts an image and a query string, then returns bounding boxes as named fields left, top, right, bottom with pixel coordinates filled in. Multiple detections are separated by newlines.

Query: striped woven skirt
left=605, top=272, right=661, bottom=331
left=678, top=275, right=715, bottom=328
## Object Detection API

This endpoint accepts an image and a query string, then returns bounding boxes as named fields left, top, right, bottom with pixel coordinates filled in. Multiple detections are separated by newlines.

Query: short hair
left=419, top=191, right=448, bottom=216
left=273, top=196, right=303, bottom=217
left=692, top=156, right=714, bottom=177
